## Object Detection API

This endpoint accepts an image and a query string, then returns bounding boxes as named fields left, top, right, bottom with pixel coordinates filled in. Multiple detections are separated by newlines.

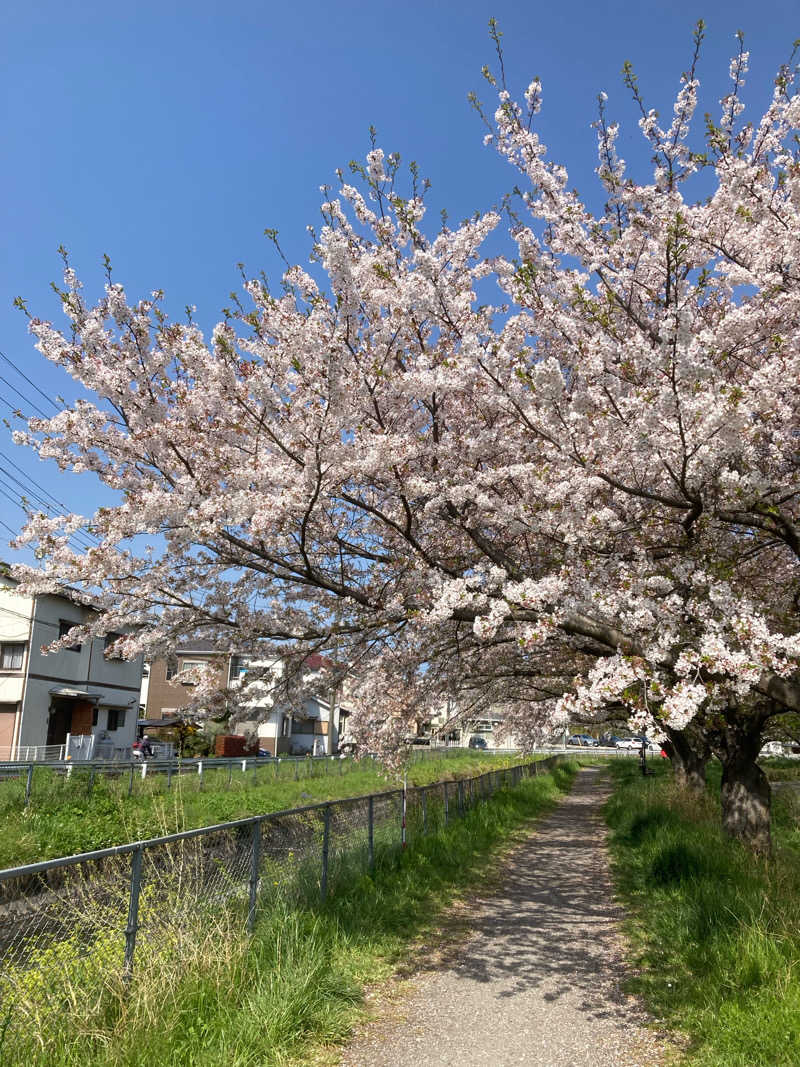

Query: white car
left=615, top=738, right=661, bottom=752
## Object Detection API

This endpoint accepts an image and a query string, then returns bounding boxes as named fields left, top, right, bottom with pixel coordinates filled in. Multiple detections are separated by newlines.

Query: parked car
left=615, top=737, right=660, bottom=752
left=468, top=736, right=488, bottom=750
left=615, top=737, right=646, bottom=750
left=598, top=734, right=624, bottom=747
left=567, top=734, right=598, bottom=747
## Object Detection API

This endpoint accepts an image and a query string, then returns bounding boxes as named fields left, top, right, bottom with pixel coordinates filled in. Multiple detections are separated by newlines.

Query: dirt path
left=337, top=766, right=677, bottom=1067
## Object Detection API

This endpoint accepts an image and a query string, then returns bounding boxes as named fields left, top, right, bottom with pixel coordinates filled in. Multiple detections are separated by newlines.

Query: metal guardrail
left=0, top=746, right=486, bottom=809
left=0, top=752, right=565, bottom=1057
left=0, top=752, right=375, bottom=808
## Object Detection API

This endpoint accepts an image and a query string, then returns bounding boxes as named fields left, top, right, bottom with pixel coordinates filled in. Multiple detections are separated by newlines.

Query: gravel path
left=338, top=766, right=677, bottom=1067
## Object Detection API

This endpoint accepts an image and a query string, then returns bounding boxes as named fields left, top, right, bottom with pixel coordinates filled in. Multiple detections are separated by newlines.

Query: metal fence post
left=24, top=763, right=34, bottom=807
left=228, top=762, right=233, bottom=787
left=368, top=794, right=375, bottom=872
left=294, top=759, right=299, bottom=781
left=401, top=778, right=407, bottom=850
left=248, top=820, right=262, bottom=932
left=458, top=779, right=464, bottom=816
left=124, top=846, right=144, bottom=978
left=421, top=787, right=427, bottom=835
left=128, top=763, right=134, bottom=796
left=167, top=765, right=173, bottom=790
left=443, top=781, right=449, bottom=825
left=88, top=765, right=96, bottom=795
left=275, top=757, right=279, bottom=778
left=321, top=804, right=331, bottom=902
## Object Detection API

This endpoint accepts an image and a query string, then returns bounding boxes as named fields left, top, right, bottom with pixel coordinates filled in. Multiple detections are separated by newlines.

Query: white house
left=231, top=652, right=347, bottom=757
left=143, top=647, right=349, bottom=756
left=0, top=568, right=143, bottom=760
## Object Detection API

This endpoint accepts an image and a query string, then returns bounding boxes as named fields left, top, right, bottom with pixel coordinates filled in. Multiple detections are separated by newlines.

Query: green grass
left=760, top=756, right=800, bottom=782
left=0, top=751, right=525, bottom=867
left=605, top=759, right=800, bottom=1067
left=0, top=759, right=578, bottom=1067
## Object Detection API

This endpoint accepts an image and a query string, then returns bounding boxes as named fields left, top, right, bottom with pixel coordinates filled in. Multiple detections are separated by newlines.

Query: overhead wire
left=0, top=482, right=97, bottom=555
left=0, top=345, right=102, bottom=551
left=0, top=372, right=49, bottom=419
left=0, top=482, right=97, bottom=554
left=0, top=346, right=62, bottom=412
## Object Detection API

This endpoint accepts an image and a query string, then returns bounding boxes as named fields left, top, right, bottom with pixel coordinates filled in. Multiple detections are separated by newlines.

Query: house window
left=280, top=715, right=291, bottom=737
left=92, top=707, right=99, bottom=727
left=103, top=632, right=123, bottom=658
left=178, top=659, right=205, bottom=684
left=229, top=655, right=251, bottom=683
left=165, top=661, right=177, bottom=680
left=0, top=643, right=25, bottom=670
left=58, top=620, right=81, bottom=652
left=107, top=708, right=126, bottom=731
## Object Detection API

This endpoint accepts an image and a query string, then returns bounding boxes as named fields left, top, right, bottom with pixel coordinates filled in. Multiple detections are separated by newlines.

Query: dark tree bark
left=663, top=724, right=710, bottom=792
left=714, top=709, right=772, bottom=854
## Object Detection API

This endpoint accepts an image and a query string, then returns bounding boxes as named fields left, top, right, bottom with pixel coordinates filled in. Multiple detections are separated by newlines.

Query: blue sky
left=1, top=0, right=798, bottom=563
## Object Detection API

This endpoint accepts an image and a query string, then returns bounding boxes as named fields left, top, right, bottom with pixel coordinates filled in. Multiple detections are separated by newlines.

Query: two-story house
left=144, top=647, right=348, bottom=755
left=0, top=567, right=143, bottom=760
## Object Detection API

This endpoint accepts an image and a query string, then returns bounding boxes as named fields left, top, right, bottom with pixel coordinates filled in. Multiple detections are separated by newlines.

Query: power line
left=0, top=471, right=96, bottom=552
left=0, top=346, right=62, bottom=412
left=0, top=467, right=75, bottom=525
left=0, top=452, right=102, bottom=549
left=0, top=516, right=20, bottom=540
left=0, top=449, right=77, bottom=515
left=0, top=372, right=49, bottom=419
left=0, top=600, right=74, bottom=634
left=0, top=396, right=25, bottom=417
left=0, top=483, right=97, bottom=555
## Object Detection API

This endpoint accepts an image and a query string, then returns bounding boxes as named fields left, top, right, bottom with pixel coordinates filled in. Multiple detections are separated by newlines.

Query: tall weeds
left=606, top=761, right=800, bottom=1067
left=1, top=761, right=577, bottom=1066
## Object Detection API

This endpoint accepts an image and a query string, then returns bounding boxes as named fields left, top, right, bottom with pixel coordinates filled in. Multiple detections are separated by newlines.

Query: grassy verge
left=605, top=759, right=800, bottom=1067
left=1, top=759, right=578, bottom=1066
left=0, top=751, right=524, bottom=867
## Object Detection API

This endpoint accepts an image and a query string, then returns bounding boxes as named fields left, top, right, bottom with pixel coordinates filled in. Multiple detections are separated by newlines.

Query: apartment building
left=0, top=567, right=143, bottom=760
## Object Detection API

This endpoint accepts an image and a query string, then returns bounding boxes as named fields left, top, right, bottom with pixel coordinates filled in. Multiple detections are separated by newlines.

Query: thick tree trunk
left=715, top=712, right=772, bottom=854
left=720, top=756, right=771, bottom=854
left=663, top=725, right=709, bottom=792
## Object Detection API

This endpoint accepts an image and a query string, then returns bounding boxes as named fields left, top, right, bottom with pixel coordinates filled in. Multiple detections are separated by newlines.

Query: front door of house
left=46, top=702, right=71, bottom=746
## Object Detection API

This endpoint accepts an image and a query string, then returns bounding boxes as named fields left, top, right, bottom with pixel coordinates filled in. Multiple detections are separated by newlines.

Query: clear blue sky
left=1, top=0, right=798, bottom=563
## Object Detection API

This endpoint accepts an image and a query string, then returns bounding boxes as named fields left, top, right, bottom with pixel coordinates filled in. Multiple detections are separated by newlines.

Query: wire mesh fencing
left=0, top=754, right=565, bottom=1051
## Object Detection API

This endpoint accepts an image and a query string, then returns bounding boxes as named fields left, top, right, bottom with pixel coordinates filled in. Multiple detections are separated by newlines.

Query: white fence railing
left=0, top=744, right=67, bottom=762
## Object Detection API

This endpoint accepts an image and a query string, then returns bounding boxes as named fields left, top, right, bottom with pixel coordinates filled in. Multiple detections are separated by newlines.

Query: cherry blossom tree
left=11, top=25, right=800, bottom=849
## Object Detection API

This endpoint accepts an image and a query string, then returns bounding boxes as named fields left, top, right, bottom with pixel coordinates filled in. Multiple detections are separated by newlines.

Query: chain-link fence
left=0, top=754, right=563, bottom=1050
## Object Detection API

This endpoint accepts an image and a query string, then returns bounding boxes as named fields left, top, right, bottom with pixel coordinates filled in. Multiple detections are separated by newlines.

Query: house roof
left=176, top=641, right=228, bottom=655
